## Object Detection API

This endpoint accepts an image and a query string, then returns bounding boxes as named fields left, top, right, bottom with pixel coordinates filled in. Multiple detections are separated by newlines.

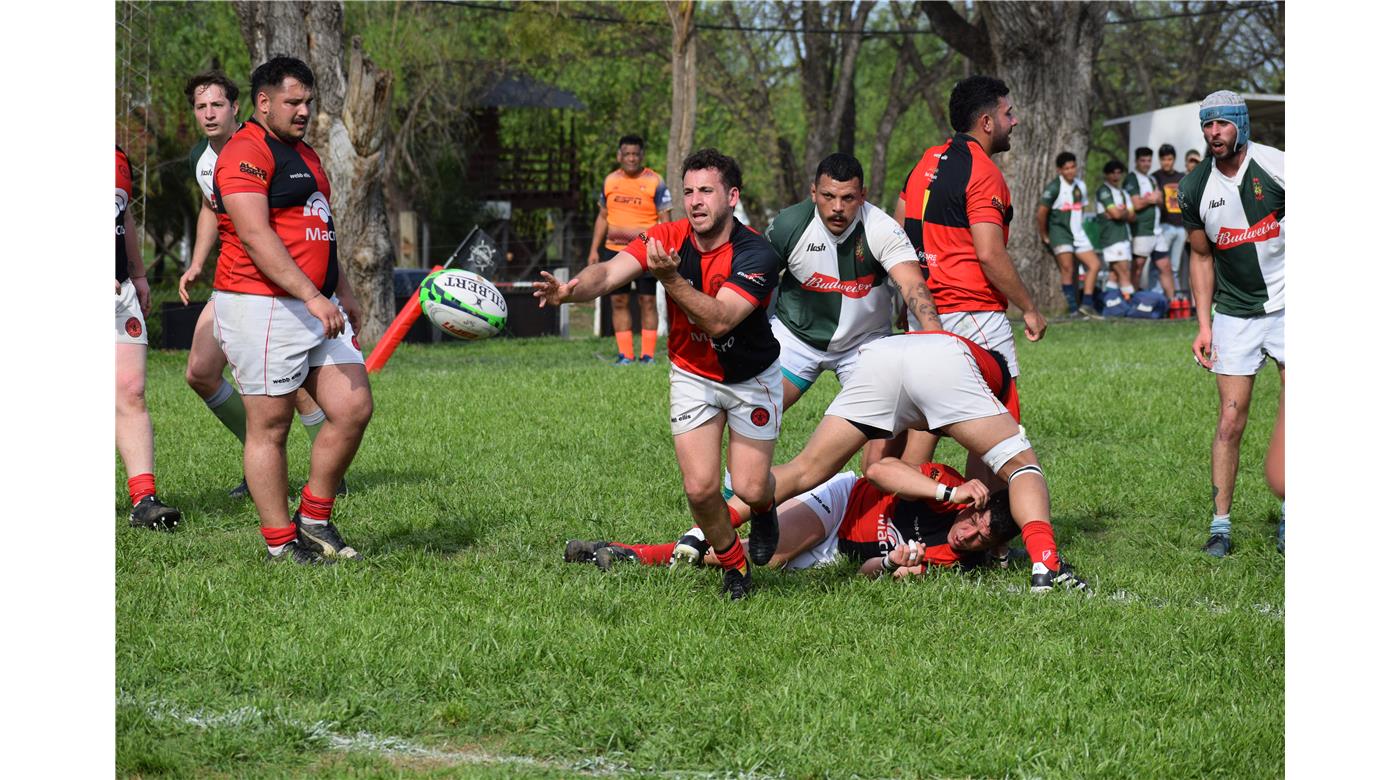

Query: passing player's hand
left=532, top=270, right=578, bottom=307
left=307, top=293, right=345, bottom=339
left=132, top=276, right=151, bottom=316
left=1191, top=326, right=1214, bottom=370
left=951, top=479, right=989, bottom=508
left=646, top=237, right=680, bottom=281
left=1023, top=309, right=1047, bottom=342
left=178, top=263, right=203, bottom=306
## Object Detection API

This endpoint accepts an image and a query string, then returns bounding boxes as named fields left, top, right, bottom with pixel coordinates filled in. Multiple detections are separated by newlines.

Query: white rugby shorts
left=115, top=280, right=147, bottom=346
left=771, top=316, right=886, bottom=393
left=1102, top=240, right=1132, bottom=263
left=781, top=471, right=858, bottom=571
left=1053, top=228, right=1094, bottom=255
left=1132, top=236, right=1157, bottom=258
left=825, top=333, right=1007, bottom=438
left=939, top=310, right=1019, bottom=378
left=210, top=291, right=364, bottom=396
left=1210, top=309, right=1285, bottom=376
left=669, top=361, right=783, bottom=440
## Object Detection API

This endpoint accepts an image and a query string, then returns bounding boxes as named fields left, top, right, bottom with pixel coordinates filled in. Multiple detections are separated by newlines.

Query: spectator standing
left=1094, top=160, right=1135, bottom=299
left=1035, top=151, right=1100, bottom=318
left=587, top=135, right=673, bottom=365
left=1125, top=146, right=1171, bottom=299
left=1152, top=144, right=1188, bottom=300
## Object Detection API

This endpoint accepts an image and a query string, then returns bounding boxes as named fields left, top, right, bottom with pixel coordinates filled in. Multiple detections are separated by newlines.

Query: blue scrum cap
left=1199, top=90, right=1250, bottom=152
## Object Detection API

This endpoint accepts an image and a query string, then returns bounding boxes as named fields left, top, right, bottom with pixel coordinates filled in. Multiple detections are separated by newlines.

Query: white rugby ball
left=419, top=269, right=508, bottom=340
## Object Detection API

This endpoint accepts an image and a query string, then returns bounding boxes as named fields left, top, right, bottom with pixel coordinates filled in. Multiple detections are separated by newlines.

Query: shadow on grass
left=366, top=515, right=478, bottom=556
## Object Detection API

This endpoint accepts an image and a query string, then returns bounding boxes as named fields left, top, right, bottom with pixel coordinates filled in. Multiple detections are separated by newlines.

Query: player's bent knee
left=982, top=431, right=1033, bottom=475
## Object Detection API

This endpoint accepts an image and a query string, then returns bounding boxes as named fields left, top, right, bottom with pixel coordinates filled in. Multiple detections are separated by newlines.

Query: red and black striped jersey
left=898, top=134, right=1013, bottom=314
left=836, top=462, right=971, bottom=569
left=212, top=120, right=339, bottom=298
left=623, top=217, right=780, bottom=383
left=116, top=146, right=132, bottom=283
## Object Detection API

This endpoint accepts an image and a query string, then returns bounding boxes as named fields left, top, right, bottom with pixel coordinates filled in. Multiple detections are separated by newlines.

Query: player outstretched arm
left=533, top=251, right=643, bottom=307
left=1187, top=228, right=1216, bottom=368
left=864, top=457, right=989, bottom=508
left=858, top=540, right=927, bottom=579
left=647, top=237, right=754, bottom=338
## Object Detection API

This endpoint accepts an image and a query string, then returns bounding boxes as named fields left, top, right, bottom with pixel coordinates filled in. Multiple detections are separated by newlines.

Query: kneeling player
left=566, top=461, right=1028, bottom=582
left=767, top=331, right=1089, bottom=592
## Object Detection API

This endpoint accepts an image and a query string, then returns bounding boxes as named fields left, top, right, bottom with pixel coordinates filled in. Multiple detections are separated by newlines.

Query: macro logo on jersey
left=1215, top=212, right=1280, bottom=250
left=115, top=189, right=128, bottom=221
left=304, top=191, right=331, bottom=223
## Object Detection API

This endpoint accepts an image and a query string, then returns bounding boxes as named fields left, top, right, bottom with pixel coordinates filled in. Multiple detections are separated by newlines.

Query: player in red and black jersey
left=211, top=57, right=372, bottom=564
left=115, top=145, right=182, bottom=531
left=766, top=331, right=1089, bottom=593
left=536, top=149, right=782, bottom=599
left=565, top=462, right=1020, bottom=580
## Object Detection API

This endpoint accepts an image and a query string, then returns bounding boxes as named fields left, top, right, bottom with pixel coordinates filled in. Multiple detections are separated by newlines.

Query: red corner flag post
left=365, top=264, right=442, bottom=374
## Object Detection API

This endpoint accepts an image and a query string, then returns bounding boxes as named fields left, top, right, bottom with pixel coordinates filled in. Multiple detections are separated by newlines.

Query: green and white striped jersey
left=765, top=199, right=917, bottom=352
left=1039, top=176, right=1090, bottom=247
left=1095, top=182, right=1132, bottom=247
left=1178, top=142, right=1285, bottom=317
left=1124, top=170, right=1159, bottom=237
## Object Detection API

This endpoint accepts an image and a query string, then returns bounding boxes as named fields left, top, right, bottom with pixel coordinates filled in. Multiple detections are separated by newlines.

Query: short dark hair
left=1055, top=151, right=1077, bottom=168
left=949, top=75, right=1010, bottom=133
left=184, top=70, right=239, bottom=106
left=250, top=55, right=316, bottom=100
left=618, top=134, right=645, bottom=151
left=1103, top=159, right=1126, bottom=175
left=1158, top=143, right=1176, bottom=158
left=987, top=491, right=1019, bottom=545
left=681, top=148, right=742, bottom=191
left=1134, top=146, right=1154, bottom=160
left=1185, top=148, right=1202, bottom=160
left=814, top=153, right=864, bottom=187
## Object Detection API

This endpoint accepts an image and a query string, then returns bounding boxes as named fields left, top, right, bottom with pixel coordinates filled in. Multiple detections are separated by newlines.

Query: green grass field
left=117, top=318, right=1283, bottom=778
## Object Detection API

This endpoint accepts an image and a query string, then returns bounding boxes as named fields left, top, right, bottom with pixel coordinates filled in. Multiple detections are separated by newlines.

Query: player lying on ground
left=765, top=330, right=1090, bottom=593
left=566, top=462, right=1038, bottom=582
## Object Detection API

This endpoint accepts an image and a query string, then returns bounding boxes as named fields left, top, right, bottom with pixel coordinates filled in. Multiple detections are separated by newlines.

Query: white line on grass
left=121, top=693, right=782, bottom=778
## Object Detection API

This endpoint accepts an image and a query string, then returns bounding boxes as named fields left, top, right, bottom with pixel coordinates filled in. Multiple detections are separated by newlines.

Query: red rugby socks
left=297, top=485, right=335, bottom=527
left=260, top=524, right=296, bottom=554
left=640, top=329, right=657, bottom=358
left=713, top=536, right=748, bottom=575
left=1020, top=520, right=1061, bottom=571
left=611, top=542, right=675, bottom=566
left=614, top=333, right=635, bottom=360
left=127, top=473, right=156, bottom=506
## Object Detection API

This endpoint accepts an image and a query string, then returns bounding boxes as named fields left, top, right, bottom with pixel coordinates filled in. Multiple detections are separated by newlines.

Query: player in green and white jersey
left=1036, top=152, right=1101, bottom=317
left=177, top=70, right=337, bottom=498
left=764, top=153, right=939, bottom=411
left=1124, top=146, right=1173, bottom=298
left=1095, top=159, right=1136, bottom=297
left=1177, top=90, right=1284, bottom=557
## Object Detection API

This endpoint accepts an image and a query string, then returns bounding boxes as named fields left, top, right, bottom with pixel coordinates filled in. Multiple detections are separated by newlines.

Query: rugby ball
left=419, top=269, right=508, bottom=340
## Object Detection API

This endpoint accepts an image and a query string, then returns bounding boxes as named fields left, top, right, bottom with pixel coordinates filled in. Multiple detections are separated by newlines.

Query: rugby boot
left=1202, top=533, right=1232, bottom=558
left=265, top=539, right=325, bottom=565
left=594, top=545, right=639, bottom=571
left=722, top=566, right=754, bottom=601
left=294, top=511, right=362, bottom=560
left=747, top=504, right=779, bottom=567
left=228, top=477, right=251, bottom=499
left=612, top=354, right=633, bottom=366
left=128, top=495, right=181, bottom=531
left=670, top=530, right=710, bottom=570
left=564, top=539, right=609, bottom=564
left=638, top=355, right=656, bottom=364
left=1029, top=560, right=1091, bottom=594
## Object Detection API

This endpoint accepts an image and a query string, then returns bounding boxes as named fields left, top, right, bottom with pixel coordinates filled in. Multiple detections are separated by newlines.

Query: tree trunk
left=924, top=1, right=1107, bottom=314
left=232, top=1, right=396, bottom=345
left=664, top=1, right=698, bottom=199
left=799, top=1, right=875, bottom=191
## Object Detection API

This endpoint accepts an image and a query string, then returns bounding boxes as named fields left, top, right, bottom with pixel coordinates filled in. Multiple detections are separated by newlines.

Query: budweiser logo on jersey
left=800, top=272, right=877, bottom=298
left=1215, top=212, right=1280, bottom=250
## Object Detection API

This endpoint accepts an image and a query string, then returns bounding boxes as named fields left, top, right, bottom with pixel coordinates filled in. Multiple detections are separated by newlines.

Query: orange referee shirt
left=601, top=168, right=671, bottom=251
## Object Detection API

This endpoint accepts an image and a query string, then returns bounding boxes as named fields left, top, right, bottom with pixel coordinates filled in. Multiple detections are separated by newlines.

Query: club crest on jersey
left=1252, top=177, right=1264, bottom=201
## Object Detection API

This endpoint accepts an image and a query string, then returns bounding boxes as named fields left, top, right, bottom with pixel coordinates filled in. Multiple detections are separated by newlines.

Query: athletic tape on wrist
left=935, top=483, right=953, bottom=503
left=882, top=554, right=899, bottom=573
